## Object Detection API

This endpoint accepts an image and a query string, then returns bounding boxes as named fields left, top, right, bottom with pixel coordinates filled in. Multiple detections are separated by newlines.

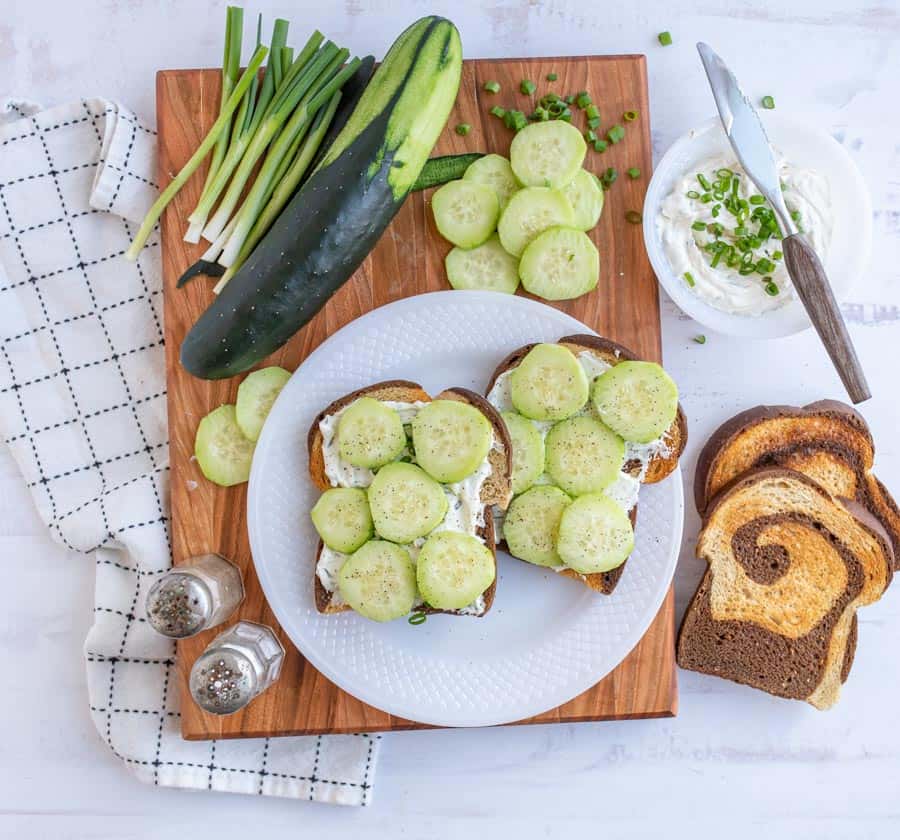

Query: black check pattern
left=0, top=97, right=379, bottom=806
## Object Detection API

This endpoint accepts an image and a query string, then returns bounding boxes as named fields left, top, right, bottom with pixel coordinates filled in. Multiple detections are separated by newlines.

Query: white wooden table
left=2, top=1, right=899, bottom=836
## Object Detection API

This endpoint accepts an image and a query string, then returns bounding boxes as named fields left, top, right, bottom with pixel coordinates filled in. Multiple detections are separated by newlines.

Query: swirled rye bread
left=677, top=468, right=893, bottom=709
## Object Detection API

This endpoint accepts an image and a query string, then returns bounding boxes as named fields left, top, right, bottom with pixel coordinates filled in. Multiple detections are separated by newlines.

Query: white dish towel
left=0, top=98, right=379, bottom=805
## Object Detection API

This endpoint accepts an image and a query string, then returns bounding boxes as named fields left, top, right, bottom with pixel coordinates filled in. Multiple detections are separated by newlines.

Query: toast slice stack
left=485, top=334, right=687, bottom=594
left=308, top=381, right=512, bottom=617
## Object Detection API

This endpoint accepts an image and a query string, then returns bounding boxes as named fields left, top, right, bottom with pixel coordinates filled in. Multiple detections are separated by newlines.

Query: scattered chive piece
left=564, top=94, right=575, bottom=104
left=773, top=250, right=783, bottom=260
left=686, top=189, right=700, bottom=199
left=684, top=272, right=695, bottom=287
left=484, top=80, right=501, bottom=93
left=691, top=221, right=706, bottom=231
left=585, top=129, right=598, bottom=143
left=546, top=72, right=558, bottom=81
left=490, top=105, right=506, bottom=118
left=623, top=109, right=638, bottom=122
left=764, top=280, right=779, bottom=296
left=761, top=95, right=776, bottom=110
left=408, top=612, right=427, bottom=626
left=587, top=116, right=601, bottom=130
left=600, top=167, right=618, bottom=188
left=627, top=167, right=641, bottom=179
left=658, top=31, right=673, bottom=46
left=520, top=79, right=536, bottom=95
left=539, top=93, right=560, bottom=108
left=455, top=123, right=471, bottom=136
left=576, top=91, right=592, bottom=109
left=585, top=104, right=600, bottom=121
left=625, top=210, right=642, bottom=224
left=693, top=334, right=706, bottom=344
left=697, top=173, right=712, bottom=191
left=749, top=194, right=766, bottom=205
left=593, top=139, right=608, bottom=153
left=607, top=124, right=625, bottom=144
left=533, top=106, right=550, bottom=121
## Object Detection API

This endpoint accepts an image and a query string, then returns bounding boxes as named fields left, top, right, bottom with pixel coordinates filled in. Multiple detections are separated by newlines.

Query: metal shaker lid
left=189, top=649, right=256, bottom=715
left=146, top=572, right=212, bottom=638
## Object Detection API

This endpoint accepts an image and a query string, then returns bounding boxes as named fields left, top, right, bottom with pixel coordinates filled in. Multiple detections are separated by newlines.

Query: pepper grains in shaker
left=189, top=621, right=285, bottom=715
left=145, top=553, right=244, bottom=639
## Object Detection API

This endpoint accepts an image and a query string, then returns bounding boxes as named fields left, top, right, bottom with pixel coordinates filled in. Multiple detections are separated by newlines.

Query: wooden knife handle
left=782, top=234, right=871, bottom=404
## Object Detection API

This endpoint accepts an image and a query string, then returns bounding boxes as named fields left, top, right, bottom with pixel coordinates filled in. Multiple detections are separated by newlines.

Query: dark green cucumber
left=411, top=153, right=484, bottom=191
left=181, top=17, right=462, bottom=379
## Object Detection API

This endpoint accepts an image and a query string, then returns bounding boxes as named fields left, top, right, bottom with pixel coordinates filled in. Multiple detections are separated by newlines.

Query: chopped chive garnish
left=546, top=72, right=558, bottom=81
left=711, top=204, right=721, bottom=217
left=764, top=279, right=780, bottom=296
left=693, top=334, right=707, bottom=344
left=658, top=31, right=673, bottom=46
left=490, top=105, right=506, bottom=118
left=607, top=124, right=625, bottom=144
left=697, top=173, right=712, bottom=191
left=520, top=79, right=536, bottom=95
left=625, top=210, right=642, bottom=224
left=773, top=250, right=783, bottom=260
left=533, top=106, right=550, bottom=121
left=587, top=116, right=601, bottom=130
left=484, top=80, right=501, bottom=93
left=600, top=167, right=618, bottom=188
left=700, top=193, right=713, bottom=203
left=585, top=129, right=598, bottom=143
left=576, top=92, right=592, bottom=109
left=455, top=123, right=471, bottom=136
left=691, top=221, right=706, bottom=231
left=761, top=95, right=776, bottom=110
left=627, top=167, right=641, bottom=179
left=564, top=94, right=575, bottom=104
left=623, top=110, right=638, bottom=122
left=408, top=612, right=427, bottom=625
left=686, top=189, right=700, bottom=199
left=684, top=271, right=695, bottom=287
left=715, top=168, right=733, bottom=179
left=593, top=139, right=608, bottom=152
left=749, top=194, right=766, bottom=205
left=585, top=104, right=600, bottom=121
left=540, top=93, right=560, bottom=107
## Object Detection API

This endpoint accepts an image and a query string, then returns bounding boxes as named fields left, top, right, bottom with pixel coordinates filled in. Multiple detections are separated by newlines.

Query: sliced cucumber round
left=501, top=411, right=545, bottom=495
left=368, top=462, right=448, bottom=543
left=337, top=397, right=406, bottom=469
left=463, top=153, right=520, bottom=209
left=497, top=187, right=574, bottom=258
left=503, top=485, right=571, bottom=567
left=194, top=404, right=255, bottom=487
left=557, top=493, right=634, bottom=574
left=519, top=226, right=599, bottom=301
left=509, top=120, right=587, bottom=189
left=545, top=415, right=625, bottom=497
left=431, top=179, right=500, bottom=248
left=591, top=361, right=679, bottom=444
left=311, top=488, right=373, bottom=554
left=412, top=399, right=492, bottom=483
left=563, top=169, right=605, bottom=230
left=510, top=343, right=589, bottom=421
left=445, top=235, right=519, bottom=294
left=416, top=531, right=495, bottom=610
left=235, top=366, right=291, bottom=442
left=338, top=540, right=417, bottom=622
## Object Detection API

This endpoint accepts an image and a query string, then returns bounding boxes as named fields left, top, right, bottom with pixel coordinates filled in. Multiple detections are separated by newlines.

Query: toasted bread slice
left=485, top=334, right=687, bottom=594
left=694, top=400, right=900, bottom=567
left=677, top=468, right=894, bottom=709
left=308, top=383, right=512, bottom=617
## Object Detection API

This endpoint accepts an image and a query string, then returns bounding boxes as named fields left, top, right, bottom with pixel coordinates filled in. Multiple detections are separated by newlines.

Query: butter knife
left=696, top=42, right=870, bottom=404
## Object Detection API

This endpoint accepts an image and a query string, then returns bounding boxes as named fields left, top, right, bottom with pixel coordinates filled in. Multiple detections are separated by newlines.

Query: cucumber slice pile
left=591, top=361, right=679, bottom=444
left=519, top=227, right=599, bottom=301
left=501, top=411, right=545, bottom=495
left=463, top=153, right=520, bottom=209
left=563, top=169, right=605, bottom=231
left=510, top=343, right=589, bottom=421
left=431, top=179, right=500, bottom=248
left=311, top=488, right=373, bottom=553
left=412, top=399, right=493, bottom=483
left=445, top=235, right=519, bottom=294
left=367, top=462, right=448, bottom=544
left=557, top=494, right=634, bottom=575
left=509, top=121, right=586, bottom=189
left=337, top=397, right=407, bottom=469
left=338, top=541, right=418, bottom=622
left=545, top=416, right=625, bottom=497
left=503, top=485, right=571, bottom=567
left=194, top=404, right=256, bottom=487
left=235, top=366, right=291, bottom=442
left=497, top=187, right=574, bottom=258
left=416, top=531, right=495, bottom=610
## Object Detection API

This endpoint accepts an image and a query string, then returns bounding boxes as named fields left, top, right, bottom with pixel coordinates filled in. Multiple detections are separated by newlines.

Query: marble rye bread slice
left=308, top=381, right=513, bottom=617
left=486, top=334, right=687, bottom=595
left=677, top=468, right=894, bottom=709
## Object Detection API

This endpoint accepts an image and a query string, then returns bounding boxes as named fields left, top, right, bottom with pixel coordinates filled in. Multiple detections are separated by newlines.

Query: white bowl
left=643, top=115, right=872, bottom=339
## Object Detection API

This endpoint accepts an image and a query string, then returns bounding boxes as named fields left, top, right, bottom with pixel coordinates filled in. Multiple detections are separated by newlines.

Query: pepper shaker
left=145, top=553, right=244, bottom=638
left=189, top=621, right=285, bottom=715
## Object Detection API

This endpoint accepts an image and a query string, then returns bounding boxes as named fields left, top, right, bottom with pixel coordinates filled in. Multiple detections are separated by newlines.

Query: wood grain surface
left=157, top=54, right=677, bottom=740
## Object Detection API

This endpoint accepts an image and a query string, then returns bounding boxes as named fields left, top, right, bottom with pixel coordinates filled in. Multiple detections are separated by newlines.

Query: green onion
left=584, top=129, right=598, bottom=143
left=564, top=94, right=575, bottom=104
left=539, top=93, right=560, bottom=108
left=658, top=31, right=673, bottom=46
left=773, top=250, right=783, bottom=260
left=593, top=139, right=608, bottom=153
left=749, top=194, right=766, bottom=205
left=607, top=124, right=625, bottom=144
left=408, top=613, right=427, bottom=626
left=715, top=168, right=733, bottom=179
left=761, top=95, right=775, bottom=110
left=576, top=91, right=592, bottom=109
left=711, top=204, right=721, bottom=218
left=585, top=104, right=600, bottom=121
left=691, top=221, right=706, bottom=231
left=600, top=167, right=618, bottom=188
left=697, top=173, right=712, bottom=191
left=693, top=334, right=707, bottom=344
left=490, top=105, right=506, bottom=118
left=532, top=106, right=550, bottom=121
left=623, top=110, right=638, bottom=121
left=455, top=123, right=471, bottom=136
left=546, top=72, right=558, bottom=81
left=627, top=167, right=641, bottom=179
left=684, top=271, right=695, bottom=287
left=503, top=109, right=528, bottom=131
left=587, top=116, right=601, bottom=130
left=764, top=280, right=779, bottom=295
left=686, top=189, right=700, bottom=199
left=625, top=210, right=642, bottom=224
left=484, top=80, right=501, bottom=93
left=520, top=79, right=536, bottom=95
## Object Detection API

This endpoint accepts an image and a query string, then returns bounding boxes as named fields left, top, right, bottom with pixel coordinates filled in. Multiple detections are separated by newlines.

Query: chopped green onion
left=584, top=129, right=598, bottom=143
left=627, top=167, right=641, bottom=179
left=707, top=222, right=724, bottom=237
left=623, top=110, right=638, bottom=121
left=658, top=31, right=673, bottom=46
left=539, top=93, right=560, bottom=108
left=593, top=139, right=608, bottom=153
left=520, top=79, right=536, bottom=95
left=686, top=189, right=700, bottom=199
left=691, top=221, right=706, bottom=231
left=607, top=124, right=625, bottom=144
left=408, top=612, right=427, bottom=626
left=764, top=280, right=780, bottom=296
left=773, top=250, right=783, bottom=260
left=600, top=167, right=618, bottom=188
left=625, top=210, right=642, bottom=224
left=697, top=173, right=712, bottom=191
left=533, top=106, right=550, bottom=121
left=585, top=104, right=600, bottom=121
left=684, top=271, right=695, bottom=287
left=576, top=91, right=592, bottom=109
left=693, top=334, right=707, bottom=344
left=564, top=94, right=575, bottom=104
left=761, top=95, right=776, bottom=110
left=503, top=109, right=528, bottom=131
left=749, top=194, right=766, bottom=205
left=711, top=204, right=721, bottom=218
left=587, top=116, right=601, bottom=130
left=484, top=80, right=501, bottom=93
left=455, top=123, right=471, bottom=136
left=490, top=105, right=506, bottom=118
left=546, top=72, right=558, bottom=81
left=715, top=168, right=733, bottom=179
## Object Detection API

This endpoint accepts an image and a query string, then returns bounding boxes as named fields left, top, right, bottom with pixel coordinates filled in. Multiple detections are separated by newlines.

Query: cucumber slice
left=338, top=540, right=417, bottom=622
left=563, top=169, right=605, bottom=230
left=235, top=366, right=291, bottom=442
left=311, top=488, right=373, bottom=553
left=497, top=187, right=574, bottom=258
left=431, top=179, right=500, bottom=248
left=368, top=462, right=448, bottom=543
left=445, top=235, right=519, bottom=294
left=545, top=415, right=625, bottom=497
left=510, top=343, right=589, bottom=421
left=591, top=361, right=679, bottom=444
left=412, top=399, right=492, bottom=483
left=519, top=226, right=599, bottom=301
left=416, top=531, right=495, bottom=610
left=337, top=397, right=407, bottom=469
left=503, top=485, right=571, bottom=567
left=463, top=153, right=520, bottom=209
left=501, top=411, right=545, bottom=495
left=194, top=404, right=255, bottom=487
left=509, top=121, right=587, bottom=189
left=557, top=493, right=634, bottom=574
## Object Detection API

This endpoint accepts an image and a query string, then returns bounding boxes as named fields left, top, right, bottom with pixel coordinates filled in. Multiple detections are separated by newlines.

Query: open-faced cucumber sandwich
left=307, top=381, right=513, bottom=622
left=486, top=336, right=687, bottom=593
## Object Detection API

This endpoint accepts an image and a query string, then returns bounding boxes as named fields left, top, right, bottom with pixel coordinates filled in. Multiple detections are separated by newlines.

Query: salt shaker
left=145, top=553, right=244, bottom=638
left=188, top=621, right=285, bottom=715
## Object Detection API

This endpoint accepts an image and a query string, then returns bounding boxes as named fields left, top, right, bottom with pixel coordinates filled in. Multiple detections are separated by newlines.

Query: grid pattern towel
left=0, top=97, right=379, bottom=805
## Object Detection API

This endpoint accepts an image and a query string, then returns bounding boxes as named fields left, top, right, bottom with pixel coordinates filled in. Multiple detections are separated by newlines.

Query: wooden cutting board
left=157, top=54, right=678, bottom=740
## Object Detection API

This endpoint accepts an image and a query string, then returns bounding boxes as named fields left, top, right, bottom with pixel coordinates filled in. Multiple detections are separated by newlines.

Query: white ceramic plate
left=643, top=114, right=872, bottom=338
left=248, top=291, right=683, bottom=727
